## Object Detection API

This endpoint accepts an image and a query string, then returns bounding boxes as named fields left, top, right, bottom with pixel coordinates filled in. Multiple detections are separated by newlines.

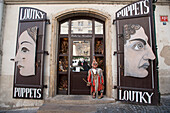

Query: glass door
left=70, top=39, right=92, bottom=94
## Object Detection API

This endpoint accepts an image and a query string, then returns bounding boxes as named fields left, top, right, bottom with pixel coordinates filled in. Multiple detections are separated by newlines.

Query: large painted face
left=14, top=30, right=36, bottom=76
left=124, top=27, right=155, bottom=78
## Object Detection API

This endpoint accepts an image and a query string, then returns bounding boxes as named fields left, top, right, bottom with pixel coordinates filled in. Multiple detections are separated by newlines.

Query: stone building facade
left=0, top=0, right=169, bottom=108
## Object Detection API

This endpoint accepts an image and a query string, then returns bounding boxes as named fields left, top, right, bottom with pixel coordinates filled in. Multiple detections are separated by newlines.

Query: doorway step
left=37, top=95, right=115, bottom=113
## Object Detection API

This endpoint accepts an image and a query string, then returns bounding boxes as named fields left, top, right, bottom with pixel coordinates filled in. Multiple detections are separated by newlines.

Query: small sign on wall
left=160, top=15, right=168, bottom=25
left=160, top=16, right=168, bottom=22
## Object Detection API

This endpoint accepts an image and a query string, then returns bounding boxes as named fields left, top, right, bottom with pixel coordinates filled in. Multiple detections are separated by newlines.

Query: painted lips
left=139, top=62, right=149, bottom=69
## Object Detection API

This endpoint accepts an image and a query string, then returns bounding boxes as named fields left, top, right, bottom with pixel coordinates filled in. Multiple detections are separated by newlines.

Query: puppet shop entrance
left=70, top=39, right=92, bottom=94
left=57, top=18, right=105, bottom=95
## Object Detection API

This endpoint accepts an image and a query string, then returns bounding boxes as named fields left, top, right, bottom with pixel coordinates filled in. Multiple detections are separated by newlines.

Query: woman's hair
left=123, top=24, right=141, bottom=44
left=27, top=26, right=38, bottom=42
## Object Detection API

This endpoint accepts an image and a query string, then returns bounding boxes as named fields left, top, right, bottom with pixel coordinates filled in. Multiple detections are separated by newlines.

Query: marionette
left=95, top=40, right=103, bottom=54
left=59, top=61, right=64, bottom=71
left=87, top=57, right=104, bottom=99
left=61, top=40, right=68, bottom=54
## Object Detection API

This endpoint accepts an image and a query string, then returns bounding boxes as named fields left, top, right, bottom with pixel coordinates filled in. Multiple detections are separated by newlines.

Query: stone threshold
left=44, top=95, right=115, bottom=105
left=38, top=95, right=115, bottom=113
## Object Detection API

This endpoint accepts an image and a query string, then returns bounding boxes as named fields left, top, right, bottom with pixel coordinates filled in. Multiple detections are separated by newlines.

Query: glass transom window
left=71, top=19, right=92, bottom=34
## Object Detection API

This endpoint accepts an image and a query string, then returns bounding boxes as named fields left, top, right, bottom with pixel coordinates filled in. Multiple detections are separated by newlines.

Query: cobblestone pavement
left=0, top=95, right=170, bottom=113
left=0, top=107, right=39, bottom=113
left=96, top=95, right=170, bottom=113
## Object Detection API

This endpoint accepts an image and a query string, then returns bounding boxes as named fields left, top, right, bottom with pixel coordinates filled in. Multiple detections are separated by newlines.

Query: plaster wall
left=155, top=5, right=170, bottom=95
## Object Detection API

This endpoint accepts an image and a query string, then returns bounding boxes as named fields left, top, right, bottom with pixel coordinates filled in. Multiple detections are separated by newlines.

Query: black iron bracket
left=44, top=51, right=49, bottom=55
left=46, top=19, right=51, bottom=24
left=113, top=85, right=117, bottom=89
left=113, top=51, right=124, bottom=55
left=152, top=0, right=157, bottom=3
left=43, top=85, right=48, bottom=88
left=10, top=58, right=14, bottom=61
left=113, top=51, right=117, bottom=55
left=113, top=19, right=117, bottom=25
left=118, top=34, right=123, bottom=38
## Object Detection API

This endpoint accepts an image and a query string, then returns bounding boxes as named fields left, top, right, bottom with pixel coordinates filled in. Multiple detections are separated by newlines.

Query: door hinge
left=113, top=51, right=124, bottom=55
left=37, top=50, right=49, bottom=55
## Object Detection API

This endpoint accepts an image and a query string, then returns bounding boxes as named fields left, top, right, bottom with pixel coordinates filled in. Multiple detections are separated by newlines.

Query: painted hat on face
left=92, top=56, right=98, bottom=67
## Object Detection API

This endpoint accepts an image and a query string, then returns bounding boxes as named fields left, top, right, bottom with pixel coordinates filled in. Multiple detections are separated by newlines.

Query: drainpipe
left=0, top=0, right=3, bottom=39
left=0, top=0, right=4, bottom=74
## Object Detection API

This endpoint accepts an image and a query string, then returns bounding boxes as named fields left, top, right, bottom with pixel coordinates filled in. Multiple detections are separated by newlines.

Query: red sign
left=160, top=16, right=168, bottom=22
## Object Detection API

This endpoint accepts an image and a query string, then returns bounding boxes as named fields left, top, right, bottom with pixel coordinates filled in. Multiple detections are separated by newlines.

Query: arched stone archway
left=49, top=8, right=113, bottom=98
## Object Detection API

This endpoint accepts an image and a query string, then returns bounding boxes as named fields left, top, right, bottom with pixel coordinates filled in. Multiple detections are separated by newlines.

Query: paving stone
left=0, top=95, right=170, bottom=113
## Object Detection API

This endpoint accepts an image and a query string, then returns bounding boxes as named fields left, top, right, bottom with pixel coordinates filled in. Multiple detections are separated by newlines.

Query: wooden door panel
left=70, top=71, right=90, bottom=95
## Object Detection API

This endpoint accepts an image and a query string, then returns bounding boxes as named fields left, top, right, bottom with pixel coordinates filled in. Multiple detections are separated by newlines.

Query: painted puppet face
left=92, top=62, right=98, bottom=69
left=14, top=30, right=36, bottom=76
left=124, top=27, right=155, bottom=78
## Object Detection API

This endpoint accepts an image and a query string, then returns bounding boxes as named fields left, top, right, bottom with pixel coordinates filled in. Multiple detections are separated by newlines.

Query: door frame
left=50, top=8, right=112, bottom=98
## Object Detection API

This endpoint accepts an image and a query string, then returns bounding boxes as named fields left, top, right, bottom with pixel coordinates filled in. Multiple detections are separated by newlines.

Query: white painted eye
left=21, top=47, right=30, bottom=53
left=132, top=42, right=144, bottom=51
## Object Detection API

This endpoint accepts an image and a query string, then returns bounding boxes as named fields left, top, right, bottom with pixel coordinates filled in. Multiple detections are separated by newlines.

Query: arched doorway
left=57, top=17, right=105, bottom=95
left=50, top=8, right=112, bottom=97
